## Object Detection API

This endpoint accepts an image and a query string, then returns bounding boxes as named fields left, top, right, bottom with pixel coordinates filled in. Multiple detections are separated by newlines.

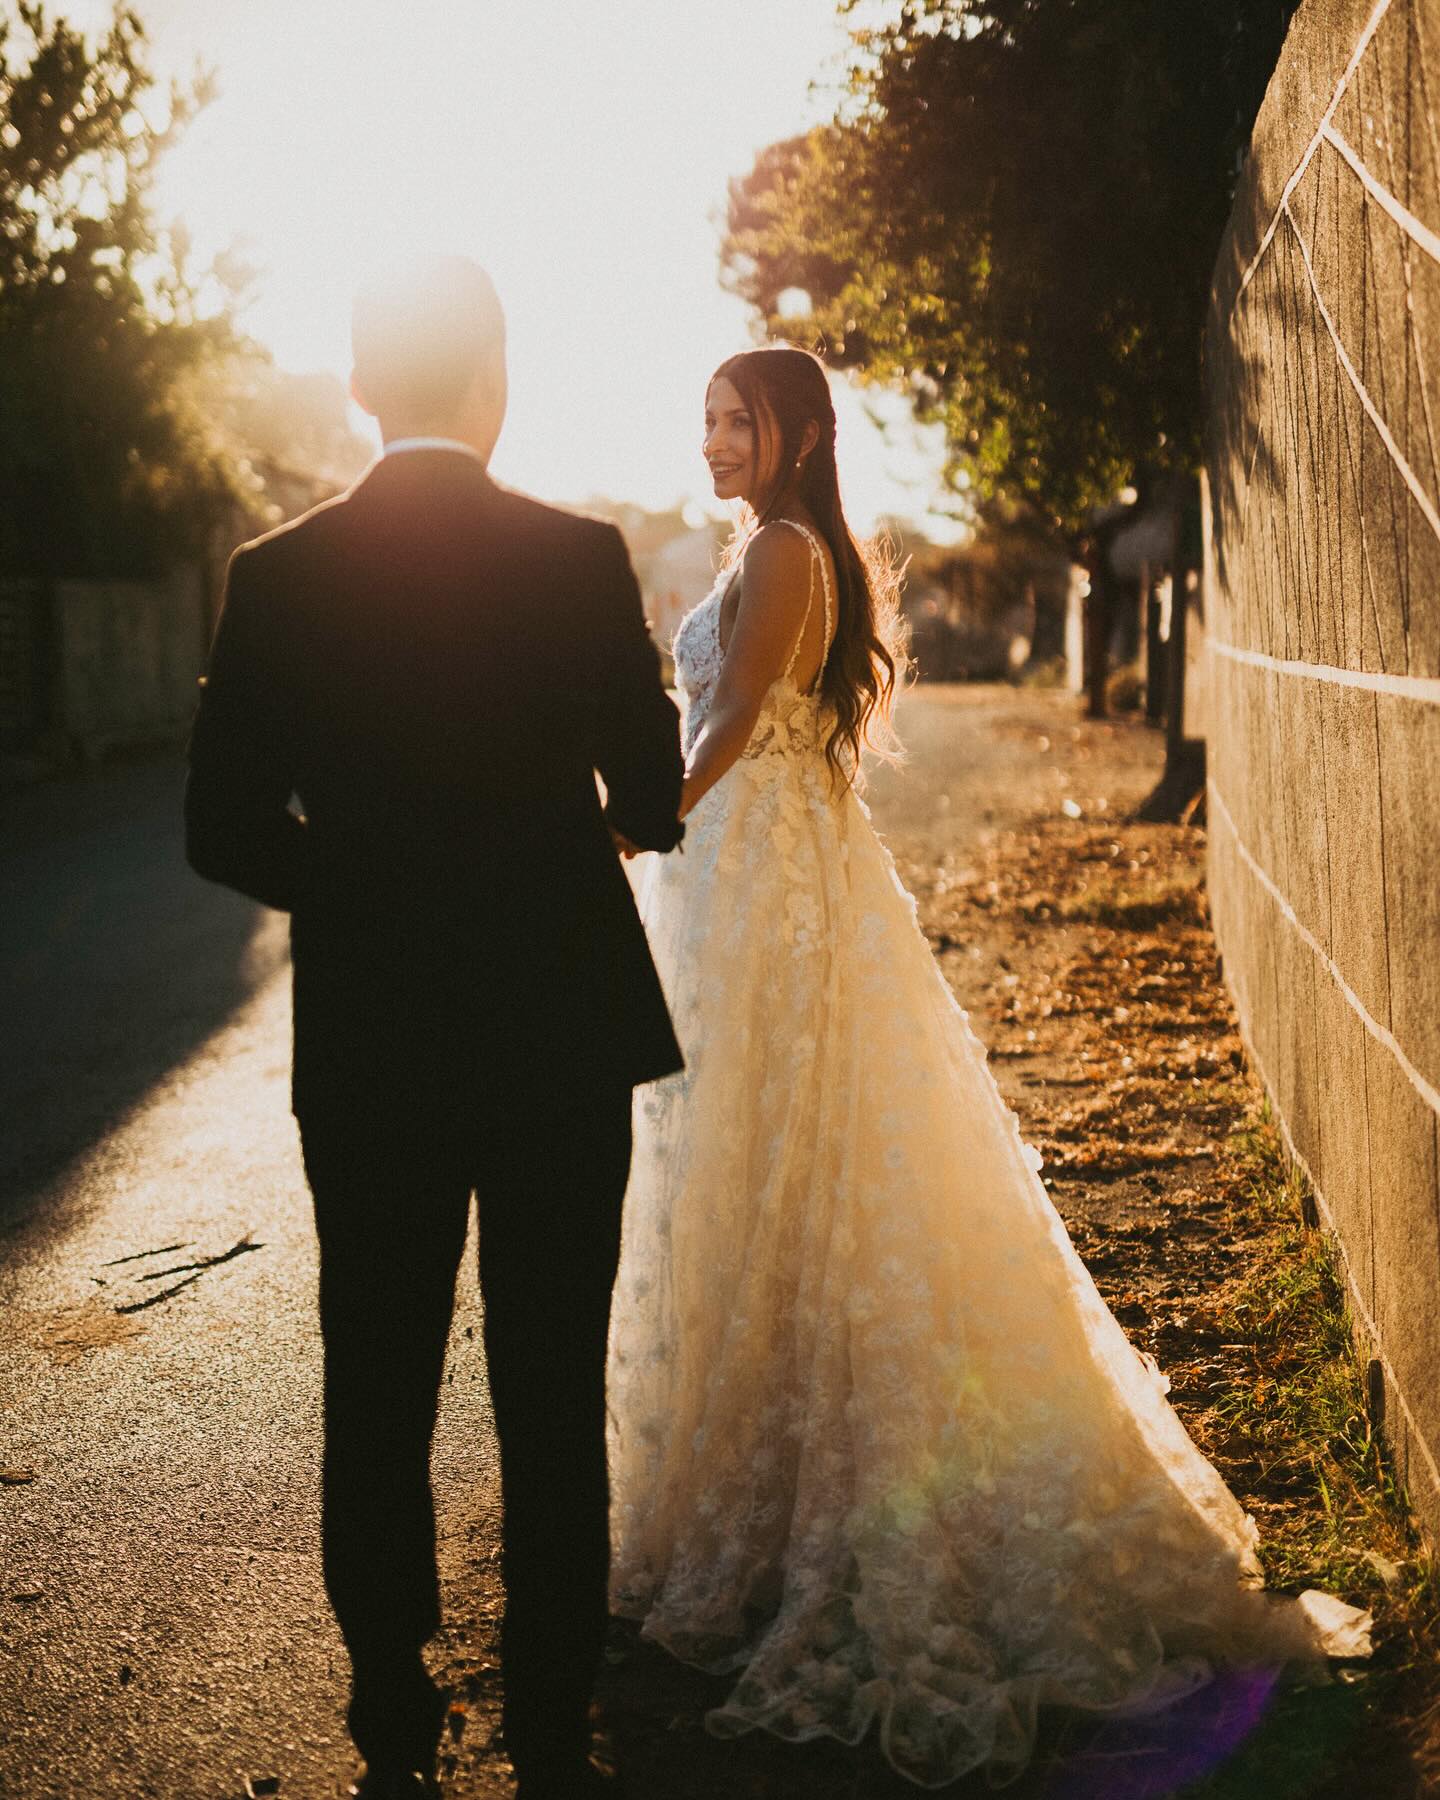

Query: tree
left=0, top=3, right=251, bottom=576
left=721, top=0, right=1299, bottom=534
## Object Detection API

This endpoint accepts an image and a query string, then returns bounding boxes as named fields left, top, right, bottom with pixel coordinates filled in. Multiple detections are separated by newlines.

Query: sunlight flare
left=96, top=0, right=959, bottom=532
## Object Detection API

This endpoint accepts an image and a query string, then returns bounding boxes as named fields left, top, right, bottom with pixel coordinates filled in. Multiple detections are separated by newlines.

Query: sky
left=70, top=0, right=961, bottom=539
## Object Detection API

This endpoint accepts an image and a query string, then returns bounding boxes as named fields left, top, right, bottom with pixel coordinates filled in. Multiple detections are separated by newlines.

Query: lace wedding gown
left=607, top=521, right=1370, bottom=1788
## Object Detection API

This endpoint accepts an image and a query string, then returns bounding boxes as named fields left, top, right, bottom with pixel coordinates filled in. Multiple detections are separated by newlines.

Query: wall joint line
left=1285, top=200, right=1440, bottom=548
left=1208, top=778, right=1440, bottom=1121
left=1324, top=122, right=1440, bottom=266
left=1208, top=636, right=1440, bottom=703
left=1231, top=0, right=1394, bottom=317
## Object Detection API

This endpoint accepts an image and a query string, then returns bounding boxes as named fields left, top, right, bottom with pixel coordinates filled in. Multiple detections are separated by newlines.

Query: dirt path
left=874, top=686, right=1242, bottom=1406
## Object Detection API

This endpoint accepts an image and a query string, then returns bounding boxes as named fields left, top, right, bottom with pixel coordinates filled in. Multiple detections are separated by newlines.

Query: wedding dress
left=606, top=520, right=1370, bottom=1788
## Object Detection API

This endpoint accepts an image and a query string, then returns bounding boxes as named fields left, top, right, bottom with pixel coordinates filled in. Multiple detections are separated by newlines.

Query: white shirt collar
left=382, top=436, right=486, bottom=462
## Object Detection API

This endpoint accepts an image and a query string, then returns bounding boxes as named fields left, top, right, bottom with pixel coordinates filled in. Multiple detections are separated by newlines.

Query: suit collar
left=349, top=446, right=499, bottom=505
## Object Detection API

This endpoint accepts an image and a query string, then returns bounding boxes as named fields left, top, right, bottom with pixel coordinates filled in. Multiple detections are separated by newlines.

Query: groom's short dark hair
left=351, top=254, right=505, bottom=420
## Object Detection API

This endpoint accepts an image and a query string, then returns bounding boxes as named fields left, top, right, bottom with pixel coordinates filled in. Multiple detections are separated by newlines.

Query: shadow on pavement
left=0, top=755, right=281, bottom=1241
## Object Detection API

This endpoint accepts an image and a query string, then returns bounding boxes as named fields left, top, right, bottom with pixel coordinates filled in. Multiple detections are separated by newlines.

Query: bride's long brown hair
left=712, top=345, right=907, bottom=788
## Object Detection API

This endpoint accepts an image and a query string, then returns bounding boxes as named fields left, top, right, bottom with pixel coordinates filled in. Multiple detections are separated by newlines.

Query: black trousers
left=300, top=1076, right=632, bottom=1770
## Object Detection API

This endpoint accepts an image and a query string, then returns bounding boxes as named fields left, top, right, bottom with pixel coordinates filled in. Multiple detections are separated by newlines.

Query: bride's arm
left=679, top=524, right=813, bottom=818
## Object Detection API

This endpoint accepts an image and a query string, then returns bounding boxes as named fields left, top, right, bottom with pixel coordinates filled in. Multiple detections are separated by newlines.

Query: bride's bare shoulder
left=735, top=521, right=814, bottom=608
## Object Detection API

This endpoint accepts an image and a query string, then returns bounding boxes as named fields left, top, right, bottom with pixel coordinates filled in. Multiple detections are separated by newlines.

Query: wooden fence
left=1204, top=0, right=1440, bottom=1540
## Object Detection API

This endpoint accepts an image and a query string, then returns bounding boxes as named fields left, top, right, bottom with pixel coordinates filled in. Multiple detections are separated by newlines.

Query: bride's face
left=703, top=376, right=768, bottom=506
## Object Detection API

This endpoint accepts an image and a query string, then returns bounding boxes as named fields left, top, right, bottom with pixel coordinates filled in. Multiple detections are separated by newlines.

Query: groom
left=186, top=255, right=685, bottom=1797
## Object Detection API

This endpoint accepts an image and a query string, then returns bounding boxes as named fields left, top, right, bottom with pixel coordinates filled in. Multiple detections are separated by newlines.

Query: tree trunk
left=1137, top=474, right=1206, bottom=822
left=1085, top=559, right=1112, bottom=719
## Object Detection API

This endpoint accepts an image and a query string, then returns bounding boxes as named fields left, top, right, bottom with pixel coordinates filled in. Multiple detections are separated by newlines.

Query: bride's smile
left=702, top=377, right=757, bottom=502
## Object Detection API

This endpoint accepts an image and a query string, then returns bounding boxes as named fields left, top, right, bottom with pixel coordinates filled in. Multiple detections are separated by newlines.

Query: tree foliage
left=722, top=0, right=1299, bottom=532
left=0, top=3, right=249, bottom=575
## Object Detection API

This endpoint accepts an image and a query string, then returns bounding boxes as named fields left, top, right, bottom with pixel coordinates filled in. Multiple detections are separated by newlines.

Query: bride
left=606, top=344, right=1370, bottom=1788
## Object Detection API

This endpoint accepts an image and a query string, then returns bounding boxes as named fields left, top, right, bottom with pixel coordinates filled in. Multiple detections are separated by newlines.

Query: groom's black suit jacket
left=186, top=449, right=686, bottom=1135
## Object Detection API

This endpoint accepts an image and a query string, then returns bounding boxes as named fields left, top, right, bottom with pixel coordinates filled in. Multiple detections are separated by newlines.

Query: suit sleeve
left=592, top=524, right=686, bottom=853
left=184, top=546, right=309, bottom=911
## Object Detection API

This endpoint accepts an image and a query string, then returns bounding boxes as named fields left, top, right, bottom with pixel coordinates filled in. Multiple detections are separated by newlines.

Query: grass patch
left=1215, top=1108, right=1424, bottom=1598
left=1190, top=1101, right=1440, bottom=1797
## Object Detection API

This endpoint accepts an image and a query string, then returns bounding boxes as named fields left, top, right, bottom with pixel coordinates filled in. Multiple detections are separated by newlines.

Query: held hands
left=610, top=775, right=695, bottom=861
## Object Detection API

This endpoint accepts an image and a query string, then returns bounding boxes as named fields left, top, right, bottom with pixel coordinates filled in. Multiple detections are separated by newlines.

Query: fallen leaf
left=1361, top=1549, right=1402, bottom=1589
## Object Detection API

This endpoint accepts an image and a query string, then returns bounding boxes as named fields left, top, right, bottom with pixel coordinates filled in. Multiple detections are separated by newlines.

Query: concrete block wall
left=1204, top=0, right=1440, bottom=1541
left=53, top=567, right=208, bottom=759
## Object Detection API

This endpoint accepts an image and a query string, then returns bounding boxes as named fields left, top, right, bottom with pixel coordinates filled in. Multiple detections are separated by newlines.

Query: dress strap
left=779, top=534, right=816, bottom=682
left=768, top=518, right=835, bottom=687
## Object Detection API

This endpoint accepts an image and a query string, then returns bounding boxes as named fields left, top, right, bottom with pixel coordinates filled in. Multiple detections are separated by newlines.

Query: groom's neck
left=378, top=415, right=500, bottom=468
left=380, top=415, right=475, bottom=449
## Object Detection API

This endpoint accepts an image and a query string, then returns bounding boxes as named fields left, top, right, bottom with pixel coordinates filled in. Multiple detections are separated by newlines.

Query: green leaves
left=0, top=4, right=246, bottom=576
left=721, top=0, right=1300, bottom=533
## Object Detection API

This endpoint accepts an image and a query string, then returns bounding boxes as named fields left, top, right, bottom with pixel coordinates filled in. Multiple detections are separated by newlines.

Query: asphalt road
left=0, top=687, right=1163, bottom=1800
left=1, top=757, right=501, bottom=1800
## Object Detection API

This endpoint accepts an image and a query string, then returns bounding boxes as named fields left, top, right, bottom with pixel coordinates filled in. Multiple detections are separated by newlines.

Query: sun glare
left=97, top=0, right=958, bottom=538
